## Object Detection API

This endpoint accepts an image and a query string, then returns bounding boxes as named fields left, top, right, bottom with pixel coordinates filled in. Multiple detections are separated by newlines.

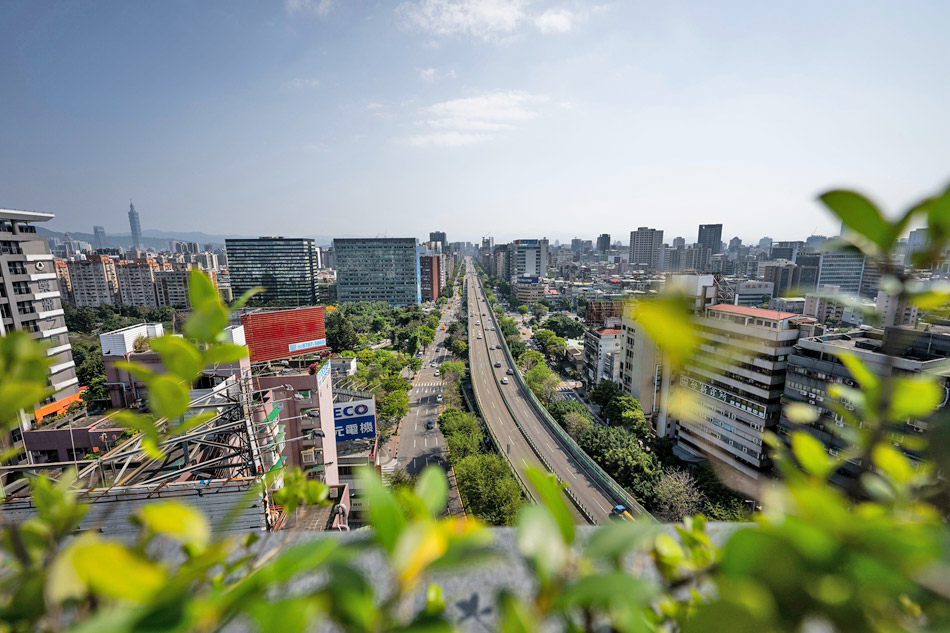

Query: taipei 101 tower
left=128, top=200, right=142, bottom=248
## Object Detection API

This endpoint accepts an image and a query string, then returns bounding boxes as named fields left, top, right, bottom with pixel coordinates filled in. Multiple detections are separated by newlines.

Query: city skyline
left=2, top=1, right=948, bottom=242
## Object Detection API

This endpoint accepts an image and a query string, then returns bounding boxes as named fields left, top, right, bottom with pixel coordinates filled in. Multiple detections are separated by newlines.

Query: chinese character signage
left=289, top=338, right=327, bottom=353
left=679, top=375, right=767, bottom=419
left=333, top=398, right=376, bottom=441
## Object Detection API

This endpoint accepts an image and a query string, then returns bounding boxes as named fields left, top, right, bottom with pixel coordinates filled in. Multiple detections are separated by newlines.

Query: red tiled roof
left=707, top=303, right=798, bottom=321
left=595, top=327, right=622, bottom=335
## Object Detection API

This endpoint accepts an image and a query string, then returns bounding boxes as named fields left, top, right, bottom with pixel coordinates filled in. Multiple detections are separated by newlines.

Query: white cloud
left=366, top=103, right=384, bottom=110
left=396, top=0, right=530, bottom=41
left=418, top=67, right=457, bottom=82
left=290, top=78, right=320, bottom=88
left=403, top=90, right=545, bottom=147
left=405, top=131, right=494, bottom=147
left=535, top=8, right=572, bottom=33
left=286, top=0, right=336, bottom=15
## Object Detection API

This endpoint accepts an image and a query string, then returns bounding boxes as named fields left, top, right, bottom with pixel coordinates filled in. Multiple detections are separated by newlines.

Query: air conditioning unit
left=301, top=449, right=317, bottom=464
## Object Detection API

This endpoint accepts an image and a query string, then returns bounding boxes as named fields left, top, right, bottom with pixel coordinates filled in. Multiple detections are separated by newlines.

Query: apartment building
left=64, top=255, right=119, bottom=306
left=583, top=324, right=623, bottom=389
left=779, top=325, right=950, bottom=488
left=115, top=259, right=160, bottom=306
left=674, top=304, right=818, bottom=495
left=0, top=209, right=80, bottom=463
left=628, top=227, right=663, bottom=271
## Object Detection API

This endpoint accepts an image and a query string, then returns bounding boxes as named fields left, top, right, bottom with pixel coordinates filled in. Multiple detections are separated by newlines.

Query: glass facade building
left=333, top=238, right=420, bottom=306
left=225, top=237, right=319, bottom=305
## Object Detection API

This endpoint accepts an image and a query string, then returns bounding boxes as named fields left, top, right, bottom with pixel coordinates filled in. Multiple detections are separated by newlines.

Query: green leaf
left=631, top=294, right=698, bottom=367
left=584, top=520, right=657, bottom=560
left=871, top=443, right=915, bottom=484
left=497, top=591, right=535, bottom=633
left=836, top=352, right=879, bottom=392
left=415, top=465, right=448, bottom=517
left=147, top=375, right=190, bottom=420
left=819, top=190, right=893, bottom=251
left=248, top=597, right=319, bottom=633
left=230, top=285, right=265, bottom=311
left=136, top=501, right=210, bottom=548
left=784, top=402, right=819, bottom=425
left=204, top=343, right=249, bottom=365
left=524, top=466, right=574, bottom=545
left=149, top=335, right=204, bottom=382
left=188, top=267, right=219, bottom=308
left=516, top=505, right=567, bottom=582
left=559, top=571, right=653, bottom=610
left=791, top=432, right=835, bottom=479
left=889, top=376, right=942, bottom=420
left=357, top=466, right=406, bottom=553
left=47, top=534, right=166, bottom=604
left=393, top=521, right=447, bottom=588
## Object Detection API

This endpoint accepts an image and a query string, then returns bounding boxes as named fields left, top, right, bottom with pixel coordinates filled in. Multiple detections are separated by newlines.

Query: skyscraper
left=334, top=238, right=421, bottom=306
left=1, top=209, right=80, bottom=462
left=128, top=201, right=142, bottom=248
left=697, top=224, right=723, bottom=255
left=429, top=231, right=447, bottom=250
left=596, top=233, right=611, bottom=254
left=628, top=228, right=664, bottom=270
left=93, top=225, right=107, bottom=250
left=226, top=237, right=319, bottom=305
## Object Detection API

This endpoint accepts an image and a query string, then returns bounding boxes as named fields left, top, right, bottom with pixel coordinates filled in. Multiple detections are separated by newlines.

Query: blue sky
left=1, top=0, right=948, bottom=245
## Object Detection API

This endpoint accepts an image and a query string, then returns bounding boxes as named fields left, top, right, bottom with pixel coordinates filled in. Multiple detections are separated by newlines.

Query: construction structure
left=0, top=372, right=350, bottom=534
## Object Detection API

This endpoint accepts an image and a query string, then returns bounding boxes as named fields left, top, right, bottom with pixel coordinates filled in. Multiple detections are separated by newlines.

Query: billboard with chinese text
left=333, top=398, right=377, bottom=441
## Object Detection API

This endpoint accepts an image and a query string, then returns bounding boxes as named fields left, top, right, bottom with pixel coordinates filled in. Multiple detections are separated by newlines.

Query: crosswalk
left=412, top=382, right=443, bottom=388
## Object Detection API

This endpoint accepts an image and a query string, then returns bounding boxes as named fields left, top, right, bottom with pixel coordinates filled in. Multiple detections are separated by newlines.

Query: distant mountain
left=36, top=227, right=338, bottom=248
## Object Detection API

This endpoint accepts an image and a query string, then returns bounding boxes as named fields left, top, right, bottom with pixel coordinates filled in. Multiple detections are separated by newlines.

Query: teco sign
left=333, top=398, right=376, bottom=441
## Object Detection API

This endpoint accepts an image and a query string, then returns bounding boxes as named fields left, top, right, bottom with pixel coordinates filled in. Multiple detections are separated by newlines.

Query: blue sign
left=516, top=239, right=539, bottom=245
left=333, top=398, right=376, bottom=441
left=316, top=361, right=330, bottom=386
left=289, top=338, right=326, bottom=353
left=517, top=276, right=539, bottom=285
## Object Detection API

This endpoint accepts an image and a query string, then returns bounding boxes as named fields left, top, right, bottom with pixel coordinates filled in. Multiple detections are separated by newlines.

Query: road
left=465, top=263, right=619, bottom=523
left=386, top=290, right=463, bottom=516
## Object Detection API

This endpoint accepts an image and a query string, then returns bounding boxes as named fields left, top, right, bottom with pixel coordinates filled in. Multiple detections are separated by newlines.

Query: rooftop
left=708, top=303, right=800, bottom=321
left=0, top=208, right=55, bottom=223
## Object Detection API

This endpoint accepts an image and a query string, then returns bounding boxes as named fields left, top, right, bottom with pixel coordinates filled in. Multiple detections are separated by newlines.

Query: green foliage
left=454, top=454, right=524, bottom=526
left=590, top=379, right=622, bottom=408
left=525, top=362, right=560, bottom=404
left=547, top=398, right=592, bottom=424
left=541, top=313, right=586, bottom=339
left=518, top=349, right=546, bottom=371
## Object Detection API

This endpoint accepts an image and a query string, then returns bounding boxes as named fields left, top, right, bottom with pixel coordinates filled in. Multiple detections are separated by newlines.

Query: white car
left=477, top=334, right=483, bottom=339
left=500, top=377, right=509, bottom=384
left=434, top=370, right=440, bottom=377
left=436, top=394, right=443, bottom=402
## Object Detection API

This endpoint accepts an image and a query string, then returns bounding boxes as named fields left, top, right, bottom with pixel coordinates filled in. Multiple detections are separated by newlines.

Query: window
left=17, top=301, right=35, bottom=315
left=0, top=241, right=23, bottom=255
left=7, top=261, right=26, bottom=275
left=0, top=304, right=10, bottom=319
left=12, top=281, right=30, bottom=295
left=22, top=320, right=39, bottom=332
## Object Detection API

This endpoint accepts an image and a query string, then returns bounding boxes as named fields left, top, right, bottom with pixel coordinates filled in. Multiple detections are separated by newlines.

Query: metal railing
left=468, top=275, right=596, bottom=523
left=478, top=276, right=656, bottom=523
left=464, top=278, right=537, bottom=504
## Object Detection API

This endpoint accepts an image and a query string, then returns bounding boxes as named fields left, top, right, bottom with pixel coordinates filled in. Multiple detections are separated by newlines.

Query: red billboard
left=240, top=307, right=327, bottom=363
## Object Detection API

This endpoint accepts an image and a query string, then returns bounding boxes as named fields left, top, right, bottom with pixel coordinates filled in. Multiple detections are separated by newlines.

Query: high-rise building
left=333, top=238, right=420, bottom=306
left=596, top=233, right=611, bottom=254
left=805, top=235, right=828, bottom=251
left=115, top=259, right=160, bottom=307
left=508, top=239, right=548, bottom=281
left=128, top=202, right=142, bottom=249
left=0, top=209, right=80, bottom=462
left=697, top=224, right=723, bottom=255
left=93, top=226, right=107, bottom=250
left=64, top=255, right=119, bottom=306
left=226, top=237, right=319, bottom=305
left=429, top=231, right=447, bottom=250
left=758, top=237, right=773, bottom=250
left=419, top=254, right=442, bottom=302
left=817, top=251, right=866, bottom=295
left=675, top=304, right=817, bottom=495
left=770, top=241, right=804, bottom=261
left=762, top=261, right=800, bottom=297
left=728, top=237, right=742, bottom=251
left=779, top=326, right=949, bottom=490
left=672, top=236, right=686, bottom=249
left=629, top=228, right=664, bottom=270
